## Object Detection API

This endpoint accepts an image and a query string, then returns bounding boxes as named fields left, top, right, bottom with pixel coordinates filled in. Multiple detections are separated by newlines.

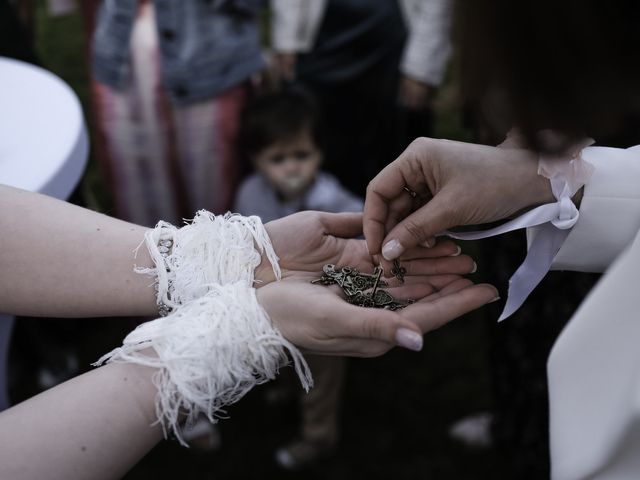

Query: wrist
left=510, top=148, right=556, bottom=209
left=532, top=163, right=557, bottom=205
left=254, top=254, right=278, bottom=286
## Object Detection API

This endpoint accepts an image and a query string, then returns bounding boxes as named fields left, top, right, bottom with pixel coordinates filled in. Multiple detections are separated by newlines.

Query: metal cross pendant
left=311, top=264, right=414, bottom=310
left=390, top=259, right=407, bottom=284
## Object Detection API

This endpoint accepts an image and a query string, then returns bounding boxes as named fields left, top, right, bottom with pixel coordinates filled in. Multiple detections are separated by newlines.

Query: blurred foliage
left=34, top=0, right=112, bottom=213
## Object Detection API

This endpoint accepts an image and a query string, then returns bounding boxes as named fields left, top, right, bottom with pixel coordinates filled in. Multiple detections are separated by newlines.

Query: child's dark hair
left=238, top=87, right=322, bottom=160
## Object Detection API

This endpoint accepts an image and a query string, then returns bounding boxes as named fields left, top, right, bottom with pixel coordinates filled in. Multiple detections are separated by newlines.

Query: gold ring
left=403, top=185, right=417, bottom=198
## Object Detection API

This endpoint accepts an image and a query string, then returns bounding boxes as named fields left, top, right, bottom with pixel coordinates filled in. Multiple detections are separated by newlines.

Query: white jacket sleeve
left=270, top=0, right=327, bottom=53
left=398, top=0, right=453, bottom=86
left=549, top=145, right=640, bottom=273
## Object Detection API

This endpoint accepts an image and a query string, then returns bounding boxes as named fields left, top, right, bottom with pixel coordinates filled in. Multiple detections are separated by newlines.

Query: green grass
left=34, top=1, right=111, bottom=212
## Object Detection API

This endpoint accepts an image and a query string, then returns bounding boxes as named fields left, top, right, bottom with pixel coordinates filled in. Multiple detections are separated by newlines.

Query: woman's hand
left=255, top=211, right=498, bottom=356
left=257, top=270, right=498, bottom=357
left=363, top=137, right=555, bottom=263
left=256, top=211, right=478, bottom=285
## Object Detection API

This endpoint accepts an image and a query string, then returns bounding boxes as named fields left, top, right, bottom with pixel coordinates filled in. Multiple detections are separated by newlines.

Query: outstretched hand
left=256, top=211, right=498, bottom=356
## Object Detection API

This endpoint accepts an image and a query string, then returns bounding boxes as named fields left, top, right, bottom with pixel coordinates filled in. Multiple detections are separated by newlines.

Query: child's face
left=254, top=130, right=322, bottom=200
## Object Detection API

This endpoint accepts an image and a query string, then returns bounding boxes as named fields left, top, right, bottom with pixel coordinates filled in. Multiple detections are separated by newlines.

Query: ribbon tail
left=498, top=224, right=570, bottom=321
left=444, top=203, right=560, bottom=241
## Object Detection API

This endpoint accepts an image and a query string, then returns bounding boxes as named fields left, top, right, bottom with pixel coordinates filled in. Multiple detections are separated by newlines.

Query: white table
left=0, top=56, right=88, bottom=410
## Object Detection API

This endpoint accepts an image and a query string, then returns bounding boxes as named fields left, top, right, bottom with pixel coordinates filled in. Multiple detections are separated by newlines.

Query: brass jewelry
left=312, top=264, right=414, bottom=310
left=403, top=185, right=417, bottom=198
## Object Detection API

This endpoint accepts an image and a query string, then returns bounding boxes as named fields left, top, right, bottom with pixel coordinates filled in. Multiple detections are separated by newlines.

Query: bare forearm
left=0, top=362, right=163, bottom=480
left=0, top=185, right=157, bottom=317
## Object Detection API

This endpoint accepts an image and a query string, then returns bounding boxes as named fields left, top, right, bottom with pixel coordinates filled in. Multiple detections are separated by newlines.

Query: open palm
left=255, top=211, right=498, bottom=356
left=259, top=211, right=476, bottom=284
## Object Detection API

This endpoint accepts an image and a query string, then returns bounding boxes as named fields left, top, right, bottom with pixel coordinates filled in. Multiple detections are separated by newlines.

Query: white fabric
left=270, top=0, right=327, bottom=53
left=233, top=171, right=363, bottom=223
left=0, top=56, right=88, bottom=199
left=445, top=202, right=577, bottom=320
left=542, top=145, right=640, bottom=480
left=549, top=232, right=640, bottom=480
left=97, top=212, right=311, bottom=445
left=137, top=211, right=281, bottom=310
left=96, top=283, right=312, bottom=446
left=446, top=144, right=640, bottom=477
left=269, top=0, right=452, bottom=87
left=446, top=140, right=594, bottom=320
left=550, top=145, right=640, bottom=272
left=397, top=0, right=452, bottom=86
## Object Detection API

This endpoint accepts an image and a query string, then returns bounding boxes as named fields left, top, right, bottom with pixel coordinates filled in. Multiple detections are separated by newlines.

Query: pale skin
left=0, top=184, right=497, bottom=479
left=363, top=137, right=558, bottom=267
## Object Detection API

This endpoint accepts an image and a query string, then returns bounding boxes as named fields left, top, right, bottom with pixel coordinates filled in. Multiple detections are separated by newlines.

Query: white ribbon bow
left=445, top=138, right=594, bottom=321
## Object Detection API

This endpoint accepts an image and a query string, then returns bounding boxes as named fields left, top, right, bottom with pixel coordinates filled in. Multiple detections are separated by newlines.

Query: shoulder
left=234, top=174, right=272, bottom=213
left=308, top=173, right=364, bottom=212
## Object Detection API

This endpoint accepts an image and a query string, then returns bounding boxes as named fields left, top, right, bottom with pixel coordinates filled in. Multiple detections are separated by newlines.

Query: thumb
left=319, top=212, right=363, bottom=238
left=380, top=192, right=456, bottom=260
left=345, top=306, right=424, bottom=352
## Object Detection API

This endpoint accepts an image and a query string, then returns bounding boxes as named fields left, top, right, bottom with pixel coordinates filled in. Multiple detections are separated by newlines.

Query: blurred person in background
left=269, top=0, right=452, bottom=197
left=85, top=0, right=266, bottom=226
left=234, top=88, right=361, bottom=470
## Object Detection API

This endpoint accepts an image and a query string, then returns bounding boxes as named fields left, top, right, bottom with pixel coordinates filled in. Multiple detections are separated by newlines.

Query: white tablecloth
left=0, top=56, right=88, bottom=409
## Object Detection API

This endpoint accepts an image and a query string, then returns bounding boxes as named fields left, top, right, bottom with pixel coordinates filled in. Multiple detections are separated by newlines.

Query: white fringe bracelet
left=137, top=210, right=282, bottom=314
left=95, top=211, right=311, bottom=446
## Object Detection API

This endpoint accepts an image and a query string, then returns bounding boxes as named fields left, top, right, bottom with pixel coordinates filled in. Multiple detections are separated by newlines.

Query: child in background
left=234, top=88, right=362, bottom=221
left=234, top=88, right=360, bottom=469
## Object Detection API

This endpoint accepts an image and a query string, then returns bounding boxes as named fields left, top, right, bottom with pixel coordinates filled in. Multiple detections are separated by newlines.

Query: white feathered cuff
left=94, top=211, right=312, bottom=446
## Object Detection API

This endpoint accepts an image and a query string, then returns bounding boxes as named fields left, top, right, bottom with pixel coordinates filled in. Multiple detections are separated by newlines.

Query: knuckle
left=365, top=179, right=377, bottom=195
left=409, top=136, right=432, bottom=151
left=362, top=319, right=383, bottom=340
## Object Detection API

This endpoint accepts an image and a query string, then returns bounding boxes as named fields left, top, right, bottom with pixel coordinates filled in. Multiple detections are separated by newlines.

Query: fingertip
left=478, top=283, right=500, bottom=303
left=395, top=327, right=423, bottom=352
left=382, top=239, right=404, bottom=261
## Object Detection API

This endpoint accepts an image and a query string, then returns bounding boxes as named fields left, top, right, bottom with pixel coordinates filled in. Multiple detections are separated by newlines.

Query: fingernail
left=449, top=245, right=462, bottom=257
left=395, top=328, right=423, bottom=352
left=420, top=239, right=433, bottom=248
left=382, top=239, right=404, bottom=260
left=470, top=262, right=478, bottom=274
left=490, top=296, right=501, bottom=303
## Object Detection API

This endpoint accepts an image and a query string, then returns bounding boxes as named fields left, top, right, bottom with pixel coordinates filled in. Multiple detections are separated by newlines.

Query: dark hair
left=457, top=0, right=640, bottom=151
left=238, top=88, right=322, bottom=160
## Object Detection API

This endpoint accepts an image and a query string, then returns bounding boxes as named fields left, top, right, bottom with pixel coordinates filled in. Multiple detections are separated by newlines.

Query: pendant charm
left=312, top=264, right=414, bottom=310
left=390, top=260, right=407, bottom=284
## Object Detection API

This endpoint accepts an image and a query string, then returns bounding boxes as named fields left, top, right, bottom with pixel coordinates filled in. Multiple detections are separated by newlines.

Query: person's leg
left=172, top=84, right=248, bottom=216
left=276, top=355, right=346, bottom=470
left=91, top=3, right=183, bottom=226
left=301, top=355, right=346, bottom=444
